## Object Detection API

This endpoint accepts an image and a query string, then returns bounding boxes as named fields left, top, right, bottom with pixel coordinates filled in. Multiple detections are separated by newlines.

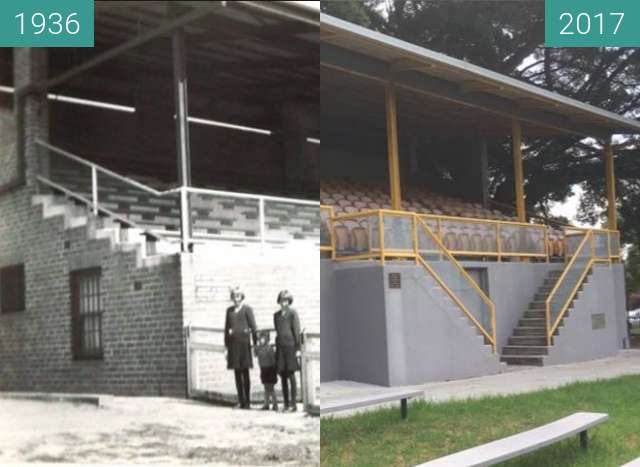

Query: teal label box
left=546, top=0, right=640, bottom=47
left=0, top=0, right=93, bottom=47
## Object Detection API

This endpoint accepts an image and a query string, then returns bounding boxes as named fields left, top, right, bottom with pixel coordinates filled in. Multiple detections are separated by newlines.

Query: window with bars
left=70, top=268, right=103, bottom=360
left=0, top=264, right=25, bottom=313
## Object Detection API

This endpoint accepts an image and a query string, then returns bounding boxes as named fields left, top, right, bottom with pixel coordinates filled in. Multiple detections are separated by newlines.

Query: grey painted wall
left=383, top=263, right=501, bottom=386
left=546, top=264, right=625, bottom=365
left=320, top=260, right=340, bottom=381
left=334, top=264, right=390, bottom=386
left=320, top=259, right=627, bottom=385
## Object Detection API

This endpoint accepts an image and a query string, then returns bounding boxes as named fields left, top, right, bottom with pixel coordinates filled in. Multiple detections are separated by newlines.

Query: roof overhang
left=321, top=13, right=640, bottom=138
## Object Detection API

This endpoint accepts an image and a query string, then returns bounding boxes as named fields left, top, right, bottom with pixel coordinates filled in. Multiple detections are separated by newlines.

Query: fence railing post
left=91, top=165, right=98, bottom=216
left=259, top=197, right=266, bottom=255
left=180, top=186, right=190, bottom=252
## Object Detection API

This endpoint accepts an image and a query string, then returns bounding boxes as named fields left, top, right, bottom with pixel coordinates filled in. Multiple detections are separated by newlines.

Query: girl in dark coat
left=274, top=290, right=301, bottom=412
left=224, top=286, right=257, bottom=409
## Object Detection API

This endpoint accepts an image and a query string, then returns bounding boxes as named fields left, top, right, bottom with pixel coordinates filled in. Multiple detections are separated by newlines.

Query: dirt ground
left=0, top=397, right=319, bottom=466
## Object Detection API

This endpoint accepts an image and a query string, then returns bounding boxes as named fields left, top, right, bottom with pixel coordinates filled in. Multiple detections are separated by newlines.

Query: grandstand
left=320, top=14, right=637, bottom=386
left=0, top=1, right=319, bottom=405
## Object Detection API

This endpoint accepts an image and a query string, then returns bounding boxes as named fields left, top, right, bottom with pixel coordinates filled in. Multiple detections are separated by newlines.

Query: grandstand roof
left=321, top=13, right=640, bottom=138
left=36, top=2, right=319, bottom=126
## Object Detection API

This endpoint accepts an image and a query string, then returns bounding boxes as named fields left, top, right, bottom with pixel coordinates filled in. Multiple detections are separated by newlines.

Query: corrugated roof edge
left=321, top=13, right=640, bottom=135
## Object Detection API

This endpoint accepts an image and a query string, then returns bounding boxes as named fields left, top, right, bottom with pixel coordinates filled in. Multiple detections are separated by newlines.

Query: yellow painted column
left=605, top=140, right=617, bottom=231
left=385, top=82, right=402, bottom=210
left=511, top=119, right=526, bottom=222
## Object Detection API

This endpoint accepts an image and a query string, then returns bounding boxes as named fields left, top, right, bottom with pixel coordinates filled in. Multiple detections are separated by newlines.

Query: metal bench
left=321, top=389, right=423, bottom=420
left=621, top=458, right=640, bottom=467
left=416, top=412, right=609, bottom=466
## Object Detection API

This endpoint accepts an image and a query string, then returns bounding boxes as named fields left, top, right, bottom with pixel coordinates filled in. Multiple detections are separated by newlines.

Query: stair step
left=500, top=355, right=545, bottom=366
left=519, top=318, right=546, bottom=327
left=508, top=336, right=548, bottom=346
left=513, top=327, right=547, bottom=336
left=523, top=310, right=546, bottom=319
left=502, top=345, right=549, bottom=356
left=534, top=293, right=549, bottom=301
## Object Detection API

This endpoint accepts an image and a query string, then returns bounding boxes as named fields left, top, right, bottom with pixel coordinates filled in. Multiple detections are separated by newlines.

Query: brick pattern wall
left=0, top=188, right=187, bottom=396
left=0, top=103, right=18, bottom=187
left=180, top=252, right=320, bottom=333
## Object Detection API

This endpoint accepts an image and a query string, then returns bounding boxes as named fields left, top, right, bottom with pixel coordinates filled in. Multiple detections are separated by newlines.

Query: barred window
left=70, top=268, right=103, bottom=360
left=0, top=264, right=25, bottom=313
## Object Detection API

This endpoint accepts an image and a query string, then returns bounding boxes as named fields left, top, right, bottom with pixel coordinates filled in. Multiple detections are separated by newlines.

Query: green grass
left=321, top=375, right=640, bottom=466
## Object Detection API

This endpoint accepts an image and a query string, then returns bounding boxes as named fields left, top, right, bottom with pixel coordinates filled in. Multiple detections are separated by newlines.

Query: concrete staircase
left=32, top=194, right=180, bottom=266
left=500, top=268, right=591, bottom=366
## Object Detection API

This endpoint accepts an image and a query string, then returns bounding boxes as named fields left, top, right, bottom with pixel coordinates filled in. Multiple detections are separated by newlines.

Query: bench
left=321, top=389, right=423, bottom=420
left=621, top=458, right=640, bottom=467
left=416, top=412, right=608, bottom=466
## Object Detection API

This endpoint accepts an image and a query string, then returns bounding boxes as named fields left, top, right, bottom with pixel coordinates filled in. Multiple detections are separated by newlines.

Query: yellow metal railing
left=331, top=209, right=497, bottom=352
left=326, top=207, right=621, bottom=263
left=545, top=228, right=616, bottom=346
left=320, top=205, right=335, bottom=258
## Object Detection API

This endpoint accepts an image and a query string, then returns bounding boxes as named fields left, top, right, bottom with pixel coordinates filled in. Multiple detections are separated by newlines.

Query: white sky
left=287, top=1, right=320, bottom=10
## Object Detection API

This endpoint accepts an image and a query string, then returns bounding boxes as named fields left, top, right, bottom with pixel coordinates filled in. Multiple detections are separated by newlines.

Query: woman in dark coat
left=224, top=286, right=257, bottom=409
left=273, top=290, right=301, bottom=412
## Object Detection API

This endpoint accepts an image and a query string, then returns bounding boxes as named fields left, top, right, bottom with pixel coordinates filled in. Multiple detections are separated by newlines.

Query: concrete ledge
left=0, top=391, right=104, bottom=406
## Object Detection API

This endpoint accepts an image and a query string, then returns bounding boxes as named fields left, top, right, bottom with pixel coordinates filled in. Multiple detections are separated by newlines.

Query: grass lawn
left=321, top=374, right=640, bottom=466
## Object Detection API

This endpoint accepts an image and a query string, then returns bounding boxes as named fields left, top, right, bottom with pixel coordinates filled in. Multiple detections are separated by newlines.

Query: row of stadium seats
left=321, top=180, right=515, bottom=221
left=328, top=223, right=567, bottom=257
left=320, top=180, right=568, bottom=258
left=49, top=165, right=320, bottom=242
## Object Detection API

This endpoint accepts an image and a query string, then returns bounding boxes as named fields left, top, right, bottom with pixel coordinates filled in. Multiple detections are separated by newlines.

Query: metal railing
left=320, top=205, right=335, bottom=257
left=35, top=140, right=320, bottom=250
left=325, top=207, right=621, bottom=263
left=184, top=325, right=319, bottom=414
left=545, top=228, right=616, bottom=346
left=331, top=209, right=497, bottom=352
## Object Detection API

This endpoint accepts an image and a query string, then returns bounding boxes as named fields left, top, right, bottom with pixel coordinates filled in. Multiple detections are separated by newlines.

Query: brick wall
left=180, top=251, right=320, bottom=333
left=0, top=187, right=187, bottom=396
left=0, top=101, right=18, bottom=187
left=1, top=198, right=188, bottom=397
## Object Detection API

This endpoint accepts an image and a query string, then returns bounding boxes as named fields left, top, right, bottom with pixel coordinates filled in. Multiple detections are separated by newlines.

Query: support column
left=479, top=136, right=490, bottom=208
left=604, top=139, right=617, bottom=231
left=172, top=29, right=192, bottom=252
left=14, top=48, right=49, bottom=188
left=511, top=119, right=525, bottom=222
left=385, top=82, right=402, bottom=210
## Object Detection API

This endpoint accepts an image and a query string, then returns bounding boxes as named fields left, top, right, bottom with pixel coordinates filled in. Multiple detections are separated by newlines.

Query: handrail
left=36, top=139, right=176, bottom=197
left=416, top=217, right=497, bottom=352
left=320, top=205, right=335, bottom=256
left=36, top=176, right=160, bottom=240
left=545, top=230, right=594, bottom=346
left=36, top=140, right=321, bottom=249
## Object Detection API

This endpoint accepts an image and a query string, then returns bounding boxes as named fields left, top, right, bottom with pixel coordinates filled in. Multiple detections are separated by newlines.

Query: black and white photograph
left=0, top=1, right=320, bottom=465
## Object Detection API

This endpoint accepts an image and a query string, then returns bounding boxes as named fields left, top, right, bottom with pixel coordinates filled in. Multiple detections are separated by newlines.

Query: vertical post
left=259, top=198, right=266, bottom=255
left=184, top=326, right=192, bottom=398
left=378, top=211, right=385, bottom=265
left=300, top=334, right=308, bottom=413
left=412, top=215, right=419, bottom=265
left=579, top=430, right=588, bottom=449
left=511, top=119, right=526, bottom=222
left=400, top=398, right=408, bottom=420
left=479, top=136, right=490, bottom=208
left=496, top=224, right=502, bottom=262
left=91, top=165, right=98, bottom=216
left=604, top=140, right=617, bottom=231
left=172, top=28, right=192, bottom=252
left=544, top=227, right=549, bottom=263
left=385, top=82, right=402, bottom=211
